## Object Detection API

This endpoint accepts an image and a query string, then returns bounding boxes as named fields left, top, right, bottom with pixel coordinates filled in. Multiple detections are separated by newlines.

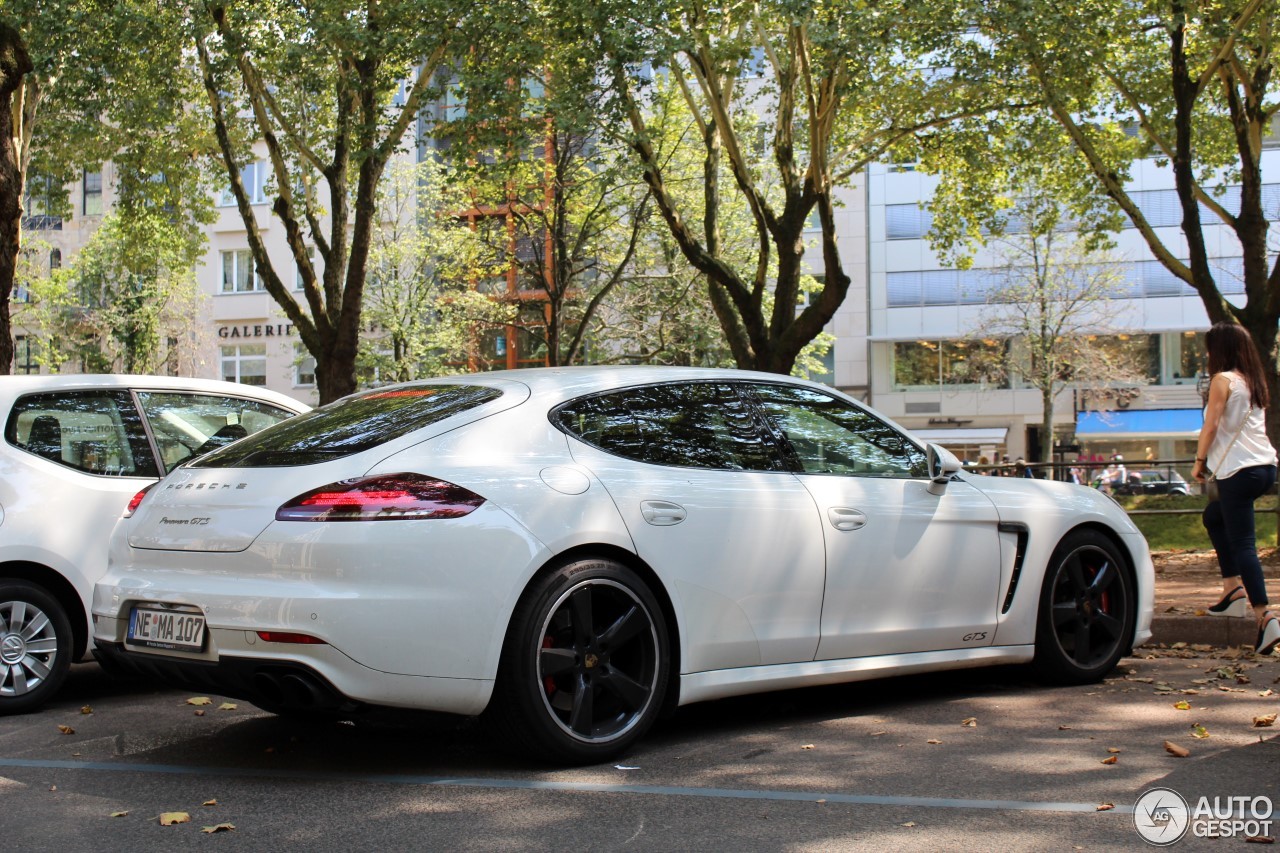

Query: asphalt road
left=0, top=650, right=1277, bottom=852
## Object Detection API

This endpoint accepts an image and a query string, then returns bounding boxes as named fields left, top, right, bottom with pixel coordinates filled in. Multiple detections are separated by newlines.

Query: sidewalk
left=1146, top=548, right=1278, bottom=647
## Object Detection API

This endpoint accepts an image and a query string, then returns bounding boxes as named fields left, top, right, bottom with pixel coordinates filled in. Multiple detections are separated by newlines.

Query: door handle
left=828, top=507, right=867, bottom=531
left=641, top=500, right=686, bottom=526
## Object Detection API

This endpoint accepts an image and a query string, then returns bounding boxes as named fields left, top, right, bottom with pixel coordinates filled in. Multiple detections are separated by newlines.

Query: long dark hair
left=1205, top=322, right=1270, bottom=409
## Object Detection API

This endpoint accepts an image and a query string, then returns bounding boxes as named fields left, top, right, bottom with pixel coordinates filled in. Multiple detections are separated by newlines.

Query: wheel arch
left=1052, top=521, right=1141, bottom=656
left=512, top=543, right=683, bottom=716
left=0, top=561, right=88, bottom=660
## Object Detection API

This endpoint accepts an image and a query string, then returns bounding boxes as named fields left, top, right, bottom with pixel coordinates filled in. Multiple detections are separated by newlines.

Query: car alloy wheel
left=0, top=580, right=72, bottom=713
left=490, top=559, right=670, bottom=763
left=1033, top=531, right=1135, bottom=684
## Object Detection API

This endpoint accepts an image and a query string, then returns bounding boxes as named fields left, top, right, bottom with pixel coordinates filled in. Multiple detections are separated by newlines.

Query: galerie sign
left=217, top=323, right=295, bottom=339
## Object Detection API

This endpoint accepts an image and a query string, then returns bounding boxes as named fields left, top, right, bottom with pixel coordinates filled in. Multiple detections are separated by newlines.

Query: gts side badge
left=962, top=632, right=987, bottom=642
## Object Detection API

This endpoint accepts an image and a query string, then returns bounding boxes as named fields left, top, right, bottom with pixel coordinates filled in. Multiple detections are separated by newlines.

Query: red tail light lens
left=276, top=473, right=485, bottom=522
left=124, top=483, right=156, bottom=518
left=257, top=631, right=327, bottom=644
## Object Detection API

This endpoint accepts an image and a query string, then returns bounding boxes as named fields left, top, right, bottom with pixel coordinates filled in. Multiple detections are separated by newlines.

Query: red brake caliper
left=542, top=636, right=557, bottom=696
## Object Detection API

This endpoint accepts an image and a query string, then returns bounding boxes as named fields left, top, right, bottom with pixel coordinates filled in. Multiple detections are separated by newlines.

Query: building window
left=220, top=249, right=263, bottom=293
left=22, top=173, right=62, bottom=231
left=49, top=248, right=61, bottom=270
left=14, top=336, right=38, bottom=375
left=220, top=344, right=267, bottom=386
left=893, top=339, right=1007, bottom=389
left=83, top=170, right=103, bottom=216
left=1175, top=331, right=1206, bottom=383
left=1086, top=333, right=1160, bottom=384
left=294, top=343, right=316, bottom=387
left=218, top=161, right=268, bottom=207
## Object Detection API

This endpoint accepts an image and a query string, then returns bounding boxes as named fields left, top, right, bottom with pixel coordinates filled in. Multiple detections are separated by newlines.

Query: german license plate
left=127, top=607, right=206, bottom=651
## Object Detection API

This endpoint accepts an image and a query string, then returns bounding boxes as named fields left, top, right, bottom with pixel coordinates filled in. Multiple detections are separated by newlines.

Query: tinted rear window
left=193, top=385, right=503, bottom=467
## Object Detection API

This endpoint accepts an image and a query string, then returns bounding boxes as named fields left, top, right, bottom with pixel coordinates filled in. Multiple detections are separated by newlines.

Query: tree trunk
left=0, top=24, right=33, bottom=376
left=1040, top=387, right=1055, bottom=465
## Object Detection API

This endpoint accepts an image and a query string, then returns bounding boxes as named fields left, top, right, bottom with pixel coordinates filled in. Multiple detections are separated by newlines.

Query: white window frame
left=220, top=344, right=267, bottom=386
left=218, top=161, right=269, bottom=207
left=220, top=249, right=264, bottom=293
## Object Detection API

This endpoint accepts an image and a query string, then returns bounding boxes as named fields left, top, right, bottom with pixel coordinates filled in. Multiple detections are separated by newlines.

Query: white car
left=93, top=368, right=1153, bottom=763
left=0, top=374, right=308, bottom=713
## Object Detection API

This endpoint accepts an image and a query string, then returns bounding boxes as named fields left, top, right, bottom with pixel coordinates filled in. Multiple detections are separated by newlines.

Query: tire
left=487, top=558, right=670, bottom=764
left=1032, top=530, right=1136, bottom=684
left=0, top=580, right=73, bottom=714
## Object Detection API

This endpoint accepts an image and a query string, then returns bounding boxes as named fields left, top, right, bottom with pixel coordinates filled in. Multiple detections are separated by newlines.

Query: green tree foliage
left=189, top=0, right=474, bottom=402
left=936, top=0, right=1280, bottom=446
left=0, top=1, right=211, bottom=374
left=517, top=0, right=1002, bottom=374
left=23, top=211, right=208, bottom=374
left=360, top=159, right=515, bottom=381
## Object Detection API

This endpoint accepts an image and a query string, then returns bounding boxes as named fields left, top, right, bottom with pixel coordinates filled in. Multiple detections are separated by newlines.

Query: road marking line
left=0, top=757, right=1133, bottom=814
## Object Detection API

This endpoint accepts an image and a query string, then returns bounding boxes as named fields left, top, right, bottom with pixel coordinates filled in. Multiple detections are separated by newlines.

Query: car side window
left=135, top=392, right=296, bottom=472
left=749, top=383, right=927, bottom=478
left=556, top=382, right=784, bottom=472
left=4, top=391, right=158, bottom=477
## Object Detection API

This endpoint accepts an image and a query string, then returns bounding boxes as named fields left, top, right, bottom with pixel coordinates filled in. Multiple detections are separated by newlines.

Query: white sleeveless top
left=1207, top=371, right=1277, bottom=479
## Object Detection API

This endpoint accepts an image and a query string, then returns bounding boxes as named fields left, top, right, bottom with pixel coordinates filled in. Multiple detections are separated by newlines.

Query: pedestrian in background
left=1192, top=322, right=1280, bottom=655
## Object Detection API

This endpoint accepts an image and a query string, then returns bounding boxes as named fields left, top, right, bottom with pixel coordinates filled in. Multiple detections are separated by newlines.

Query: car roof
left=0, top=374, right=310, bottom=413
left=350, top=365, right=845, bottom=407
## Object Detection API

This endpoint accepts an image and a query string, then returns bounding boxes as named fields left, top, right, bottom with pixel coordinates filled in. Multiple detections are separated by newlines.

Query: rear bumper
left=94, top=641, right=361, bottom=713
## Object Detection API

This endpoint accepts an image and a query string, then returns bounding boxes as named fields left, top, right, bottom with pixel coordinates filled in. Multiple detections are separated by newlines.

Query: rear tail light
left=276, top=473, right=485, bottom=522
left=124, top=483, right=156, bottom=518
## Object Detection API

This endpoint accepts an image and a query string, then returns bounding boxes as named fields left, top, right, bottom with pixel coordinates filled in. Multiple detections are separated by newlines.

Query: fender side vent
left=998, top=522, right=1030, bottom=614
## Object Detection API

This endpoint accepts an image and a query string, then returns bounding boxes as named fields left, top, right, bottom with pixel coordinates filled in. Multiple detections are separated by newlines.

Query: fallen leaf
left=57, top=725, right=74, bottom=735
left=194, top=710, right=205, bottom=717
left=48, top=785, right=56, bottom=792
left=80, top=706, right=93, bottom=715
left=1173, top=700, right=1191, bottom=711
left=901, top=821, right=917, bottom=827
left=1260, top=689, right=1275, bottom=698
left=218, top=703, right=237, bottom=711
left=1171, top=642, right=1188, bottom=649
left=185, top=697, right=212, bottom=706
left=1191, top=644, right=1212, bottom=652
left=614, top=765, right=639, bottom=770
left=1097, top=803, right=1115, bottom=811
left=110, top=811, right=128, bottom=818
left=1255, top=713, right=1278, bottom=728
left=202, top=799, right=217, bottom=807
left=1239, top=675, right=1253, bottom=685
left=1191, top=725, right=1210, bottom=739
left=871, top=731, right=887, bottom=736
left=816, top=798, right=826, bottom=804
left=1244, top=836, right=1275, bottom=844
left=961, top=717, right=977, bottom=727
left=1101, top=755, right=1118, bottom=765
left=1058, top=725, right=1073, bottom=730
left=1130, top=676, right=1155, bottom=684
left=1164, top=741, right=1190, bottom=757
left=800, top=744, right=815, bottom=750
left=201, top=823, right=235, bottom=834
left=158, top=812, right=190, bottom=826
left=1106, top=747, right=1121, bottom=754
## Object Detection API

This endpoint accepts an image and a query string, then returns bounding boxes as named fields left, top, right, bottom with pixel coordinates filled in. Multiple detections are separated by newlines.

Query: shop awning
left=1075, top=408, right=1202, bottom=440
left=910, top=427, right=1009, bottom=445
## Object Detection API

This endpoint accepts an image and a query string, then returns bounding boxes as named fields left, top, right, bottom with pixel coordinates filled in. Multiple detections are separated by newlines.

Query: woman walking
left=1193, top=322, right=1280, bottom=655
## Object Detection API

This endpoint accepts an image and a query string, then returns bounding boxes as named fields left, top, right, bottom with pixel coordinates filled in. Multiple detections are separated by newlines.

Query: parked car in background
left=1114, top=469, right=1192, bottom=496
left=0, top=375, right=308, bottom=713
left=94, top=367, right=1153, bottom=763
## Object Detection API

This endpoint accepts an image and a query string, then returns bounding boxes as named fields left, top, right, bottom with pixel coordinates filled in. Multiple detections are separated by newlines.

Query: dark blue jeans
left=1202, top=464, right=1278, bottom=607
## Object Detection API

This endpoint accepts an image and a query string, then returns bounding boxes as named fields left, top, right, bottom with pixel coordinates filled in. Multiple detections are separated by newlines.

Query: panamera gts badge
left=159, top=516, right=211, bottom=526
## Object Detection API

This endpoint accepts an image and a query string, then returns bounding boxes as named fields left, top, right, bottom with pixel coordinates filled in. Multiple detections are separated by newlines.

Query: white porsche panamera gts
left=93, top=367, right=1153, bottom=763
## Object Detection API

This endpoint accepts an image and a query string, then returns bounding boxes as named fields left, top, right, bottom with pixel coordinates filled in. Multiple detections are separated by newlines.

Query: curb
left=1146, top=613, right=1258, bottom=648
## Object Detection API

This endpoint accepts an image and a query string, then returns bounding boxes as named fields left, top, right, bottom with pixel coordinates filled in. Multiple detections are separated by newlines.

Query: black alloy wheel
left=1033, top=530, right=1135, bottom=684
left=488, top=558, right=670, bottom=764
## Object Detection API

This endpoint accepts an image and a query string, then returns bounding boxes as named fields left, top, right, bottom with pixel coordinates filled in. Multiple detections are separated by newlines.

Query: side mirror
left=926, top=443, right=962, bottom=496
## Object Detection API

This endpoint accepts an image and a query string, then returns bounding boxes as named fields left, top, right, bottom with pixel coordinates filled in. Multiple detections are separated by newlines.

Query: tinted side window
left=750, top=384, right=927, bottom=477
left=4, top=391, right=158, bottom=477
left=135, top=392, right=297, bottom=472
left=195, top=384, right=503, bottom=467
left=557, top=382, right=783, bottom=471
